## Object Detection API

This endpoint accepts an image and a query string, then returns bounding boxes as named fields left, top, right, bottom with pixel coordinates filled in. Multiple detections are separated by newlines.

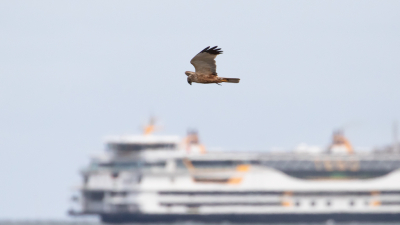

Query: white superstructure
left=70, top=126, right=400, bottom=223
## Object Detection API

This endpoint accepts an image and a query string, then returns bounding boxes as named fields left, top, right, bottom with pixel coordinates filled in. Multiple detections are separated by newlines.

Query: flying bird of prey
left=185, top=46, right=240, bottom=85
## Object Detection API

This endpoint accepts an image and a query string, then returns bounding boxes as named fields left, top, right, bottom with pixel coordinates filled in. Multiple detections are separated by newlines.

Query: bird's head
left=187, top=76, right=192, bottom=85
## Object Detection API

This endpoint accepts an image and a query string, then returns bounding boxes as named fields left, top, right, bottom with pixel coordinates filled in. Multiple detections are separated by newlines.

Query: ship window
left=193, top=177, right=230, bottom=183
left=310, top=201, right=316, bottom=206
left=109, top=191, right=128, bottom=197
left=84, top=191, right=104, bottom=201
left=326, top=200, right=332, bottom=206
left=112, top=204, right=129, bottom=212
left=108, top=143, right=176, bottom=151
left=176, top=160, right=187, bottom=169
left=249, top=160, right=261, bottom=165
left=111, top=172, right=119, bottom=178
left=99, top=161, right=141, bottom=169
left=295, top=201, right=301, bottom=206
left=144, top=161, right=166, bottom=169
left=161, top=202, right=282, bottom=207
left=99, top=161, right=165, bottom=170
left=349, top=200, right=355, bottom=206
left=159, top=191, right=282, bottom=196
left=191, top=160, right=237, bottom=169
left=381, top=201, right=400, bottom=205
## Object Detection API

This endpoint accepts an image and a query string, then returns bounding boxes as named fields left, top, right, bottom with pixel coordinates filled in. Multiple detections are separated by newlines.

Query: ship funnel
left=328, top=129, right=354, bottom=154
left=185, top=129, right=206, bottom=154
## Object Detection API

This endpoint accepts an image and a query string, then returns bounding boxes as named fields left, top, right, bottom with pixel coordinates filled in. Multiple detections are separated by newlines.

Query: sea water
left=0, top=222, right=399, bottom=225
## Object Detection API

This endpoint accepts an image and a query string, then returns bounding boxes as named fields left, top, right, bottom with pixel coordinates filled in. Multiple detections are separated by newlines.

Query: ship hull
left=101, top=213, right=400, bottom=223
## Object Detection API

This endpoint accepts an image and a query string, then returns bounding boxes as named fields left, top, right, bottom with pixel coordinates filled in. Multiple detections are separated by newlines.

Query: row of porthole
left=294, top=200, right=369, bottom=207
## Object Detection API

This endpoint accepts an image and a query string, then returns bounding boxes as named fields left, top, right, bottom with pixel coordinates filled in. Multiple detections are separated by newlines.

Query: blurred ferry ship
left=70, top=122, right=400, bottom=223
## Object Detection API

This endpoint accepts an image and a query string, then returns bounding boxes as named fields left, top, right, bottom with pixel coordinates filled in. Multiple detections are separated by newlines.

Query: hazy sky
left=1, top=0, right=400, bottom=220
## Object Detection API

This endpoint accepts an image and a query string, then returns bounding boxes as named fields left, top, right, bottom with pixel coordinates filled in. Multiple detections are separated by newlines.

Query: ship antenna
left=394, top=121, right=399, bottom=153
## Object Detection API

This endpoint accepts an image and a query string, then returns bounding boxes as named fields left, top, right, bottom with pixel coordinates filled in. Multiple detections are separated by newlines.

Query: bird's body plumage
left=185, top=46, right=240, bottom=85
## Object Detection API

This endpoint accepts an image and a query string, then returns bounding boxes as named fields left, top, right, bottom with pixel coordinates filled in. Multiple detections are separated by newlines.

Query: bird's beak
left=188, top=81, right=192, bottom=85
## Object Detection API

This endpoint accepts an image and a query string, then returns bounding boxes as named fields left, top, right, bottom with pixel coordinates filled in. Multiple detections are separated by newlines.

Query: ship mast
left=143, top=117, right=156, bottom=135
left=394, top=121, right=399, bottom=153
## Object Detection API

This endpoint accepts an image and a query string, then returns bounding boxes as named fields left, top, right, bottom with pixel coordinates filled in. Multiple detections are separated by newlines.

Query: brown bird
left=185, top=46, right=240, bottom=85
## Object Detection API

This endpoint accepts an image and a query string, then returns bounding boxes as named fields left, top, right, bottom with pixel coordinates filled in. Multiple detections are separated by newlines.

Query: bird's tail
left=220, top=77, right=240, bottom=83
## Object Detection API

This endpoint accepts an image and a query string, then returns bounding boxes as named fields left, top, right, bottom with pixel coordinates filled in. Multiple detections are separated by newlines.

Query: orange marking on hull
left=236, top=164, right=250, bottom=172
left=282, top=201, right=292, bottom=207
left=228, top=177, right=243, bottom=184
left=371, top=201, right=381, bottom=206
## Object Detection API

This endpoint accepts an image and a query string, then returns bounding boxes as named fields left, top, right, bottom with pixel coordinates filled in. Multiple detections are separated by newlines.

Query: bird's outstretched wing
left=190, top=46, right=223, bottom=75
